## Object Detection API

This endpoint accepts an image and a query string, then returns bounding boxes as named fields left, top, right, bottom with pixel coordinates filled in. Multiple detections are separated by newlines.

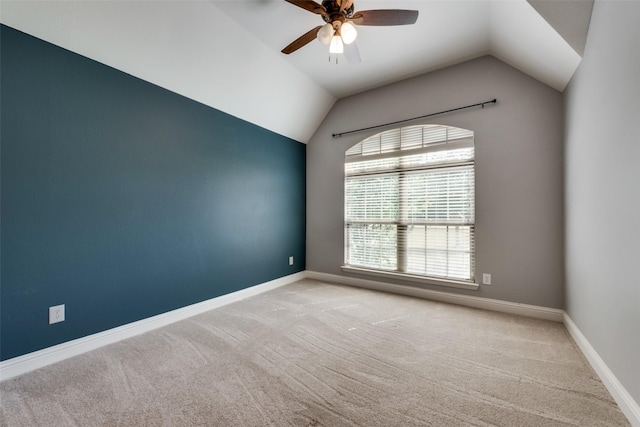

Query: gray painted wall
left=564, top=0, right=640, bottom=404
left=307, top=56, right=565, bottom=308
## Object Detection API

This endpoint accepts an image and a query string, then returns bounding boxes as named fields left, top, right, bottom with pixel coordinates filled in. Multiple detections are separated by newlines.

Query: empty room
left=1, top=0, right=638, bottom=425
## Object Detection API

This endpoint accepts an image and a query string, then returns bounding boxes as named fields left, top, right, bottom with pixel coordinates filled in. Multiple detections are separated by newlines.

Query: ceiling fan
left=281, top=0, right=419, bottom=63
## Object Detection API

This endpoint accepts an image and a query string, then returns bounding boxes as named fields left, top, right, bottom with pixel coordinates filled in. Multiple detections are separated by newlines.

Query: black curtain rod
left=332, top=98, right=497, bottom=138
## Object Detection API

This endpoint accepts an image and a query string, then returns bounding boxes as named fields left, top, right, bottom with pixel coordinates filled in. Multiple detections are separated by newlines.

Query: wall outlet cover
left=49, top=304, right=65, bottom=324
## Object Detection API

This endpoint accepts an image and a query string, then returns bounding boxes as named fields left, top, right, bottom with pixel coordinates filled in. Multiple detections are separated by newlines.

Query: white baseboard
left=564, top=314, right=640, bottom=427
left=306, top=270, right=564, bottom=322
left=0, top=272, right=304, bottom=382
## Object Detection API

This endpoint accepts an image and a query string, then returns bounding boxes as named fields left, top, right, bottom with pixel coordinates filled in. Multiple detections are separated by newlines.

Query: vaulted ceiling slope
left=0, top=1, right=590, bottom=143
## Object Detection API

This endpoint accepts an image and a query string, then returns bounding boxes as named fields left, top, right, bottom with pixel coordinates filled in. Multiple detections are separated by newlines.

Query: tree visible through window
left=344, top=125, right=475, bottom=282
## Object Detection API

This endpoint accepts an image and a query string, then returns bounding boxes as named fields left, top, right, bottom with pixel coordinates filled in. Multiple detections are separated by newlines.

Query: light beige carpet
left=0, top=279, right=630, bottom=426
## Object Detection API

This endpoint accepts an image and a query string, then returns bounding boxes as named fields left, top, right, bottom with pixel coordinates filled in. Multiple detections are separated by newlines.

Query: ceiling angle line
left=332, top=98, right=497, bottom=138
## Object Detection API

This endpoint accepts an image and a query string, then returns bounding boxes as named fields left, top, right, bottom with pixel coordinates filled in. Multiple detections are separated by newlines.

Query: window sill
left=341, top=266, right=479, bottom=291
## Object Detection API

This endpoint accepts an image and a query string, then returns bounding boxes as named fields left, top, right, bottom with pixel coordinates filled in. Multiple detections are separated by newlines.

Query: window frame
left=342, top=125, right=478, bottom=291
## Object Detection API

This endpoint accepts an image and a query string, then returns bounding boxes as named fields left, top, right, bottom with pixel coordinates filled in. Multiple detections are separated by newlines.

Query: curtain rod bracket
left=332, top=98, right=497, bottom=138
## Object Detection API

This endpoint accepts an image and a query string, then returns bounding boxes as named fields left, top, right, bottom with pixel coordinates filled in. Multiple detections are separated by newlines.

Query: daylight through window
left=344, top=124, right=475, bottom=282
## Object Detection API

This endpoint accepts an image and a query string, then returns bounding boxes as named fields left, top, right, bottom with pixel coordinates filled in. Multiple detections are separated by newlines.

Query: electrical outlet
left=482, top=273, right=492, bottom=285
left=49, top=304, right=65, bottom=324
left=289, top=256, right=294, bottom=266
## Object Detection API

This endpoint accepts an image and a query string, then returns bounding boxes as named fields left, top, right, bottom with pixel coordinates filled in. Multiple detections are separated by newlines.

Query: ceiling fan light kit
left=329, top=35, right=344, bottom=54
left=340, top=22, right=357, bottom=44
left=282, top=0, right=418, bottom=64
left=317, top=23, right=335, bottom=45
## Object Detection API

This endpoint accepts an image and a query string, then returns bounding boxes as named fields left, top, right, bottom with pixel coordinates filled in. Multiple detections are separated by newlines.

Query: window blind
left=345, top=125, right=475, bottom=282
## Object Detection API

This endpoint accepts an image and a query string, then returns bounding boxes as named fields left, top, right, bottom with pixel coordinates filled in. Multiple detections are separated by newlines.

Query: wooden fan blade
left=350, top=9, right=419, bottom=26
left=281, top=26, right=322, bottom=54
left=284, top=0, right=327, bottom=16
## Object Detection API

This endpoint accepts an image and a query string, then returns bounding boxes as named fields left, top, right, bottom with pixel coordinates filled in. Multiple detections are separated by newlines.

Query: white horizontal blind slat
left=346, top=124, right=473, bottom=159
left=345, top=139, right=474, bottom=165
left=346, top=167, right=474, bottom=224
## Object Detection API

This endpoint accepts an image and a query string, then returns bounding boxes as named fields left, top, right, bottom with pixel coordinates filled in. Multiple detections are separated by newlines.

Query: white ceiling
left=216, top=0, right=584, bottom=97
left=0, top=1, right=590, bottom=143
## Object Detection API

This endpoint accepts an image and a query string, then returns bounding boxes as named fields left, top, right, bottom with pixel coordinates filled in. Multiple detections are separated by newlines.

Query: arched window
left=343, top=124, right=475, bottom=287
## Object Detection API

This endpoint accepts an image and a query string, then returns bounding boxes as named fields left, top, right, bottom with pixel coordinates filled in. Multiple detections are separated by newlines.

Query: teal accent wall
left=0, top=25, right=306, bottom=360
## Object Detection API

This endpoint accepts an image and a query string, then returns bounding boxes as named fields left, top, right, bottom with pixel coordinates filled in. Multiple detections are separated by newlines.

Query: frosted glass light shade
left=317, top=23, right=335, bottom=45
left=341, top=22, right=357, bottom=44
left=329, top=35, right=344, bottom=53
